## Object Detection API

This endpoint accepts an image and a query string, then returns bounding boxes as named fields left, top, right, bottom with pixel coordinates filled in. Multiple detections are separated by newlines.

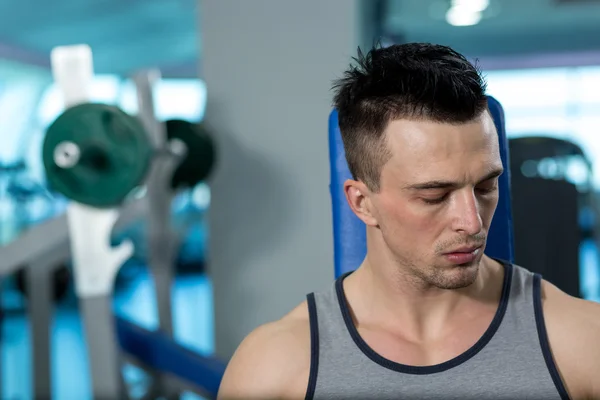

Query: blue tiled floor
left=1, top=267, right=214, bottom=400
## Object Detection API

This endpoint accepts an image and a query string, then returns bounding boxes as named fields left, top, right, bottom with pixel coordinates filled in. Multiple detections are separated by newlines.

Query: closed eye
left=422, top=193, right=449, bottom=205
left=421, top=184, right=497, bottom=205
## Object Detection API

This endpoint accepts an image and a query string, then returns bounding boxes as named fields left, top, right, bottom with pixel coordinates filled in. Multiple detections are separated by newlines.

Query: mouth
left=442, top=245, right=484, bottom=265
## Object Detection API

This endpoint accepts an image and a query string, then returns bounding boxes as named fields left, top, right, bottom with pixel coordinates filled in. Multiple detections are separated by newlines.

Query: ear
left=343, top=179, right=378, bottom=227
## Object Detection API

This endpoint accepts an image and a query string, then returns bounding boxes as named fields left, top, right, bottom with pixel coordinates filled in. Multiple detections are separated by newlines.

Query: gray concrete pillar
left=200, top=0, right=374, bottom=359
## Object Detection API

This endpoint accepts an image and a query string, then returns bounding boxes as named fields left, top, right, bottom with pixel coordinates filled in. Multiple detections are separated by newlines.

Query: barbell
left=42, top=103, right=215, bottom=207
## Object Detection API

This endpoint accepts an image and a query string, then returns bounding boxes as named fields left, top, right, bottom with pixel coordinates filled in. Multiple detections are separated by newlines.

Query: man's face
left=368, top=111, right=503, bottom=289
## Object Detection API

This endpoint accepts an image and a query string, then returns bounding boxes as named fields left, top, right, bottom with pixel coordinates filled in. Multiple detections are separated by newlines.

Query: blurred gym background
left=1, top=0, right=600, bottom=398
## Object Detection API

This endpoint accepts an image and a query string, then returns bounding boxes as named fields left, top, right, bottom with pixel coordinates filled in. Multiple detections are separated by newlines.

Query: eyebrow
left=404, top=167, right=504, bottom=191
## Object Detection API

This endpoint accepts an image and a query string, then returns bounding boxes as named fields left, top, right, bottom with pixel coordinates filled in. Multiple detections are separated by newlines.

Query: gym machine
left=509, top=136, right=600, bottom=299
left=0, top=44, right=225, bottom=399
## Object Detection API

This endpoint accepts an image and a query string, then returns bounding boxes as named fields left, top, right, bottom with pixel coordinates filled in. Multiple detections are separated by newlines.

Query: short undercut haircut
left=331, top=42, right=489, bottom=192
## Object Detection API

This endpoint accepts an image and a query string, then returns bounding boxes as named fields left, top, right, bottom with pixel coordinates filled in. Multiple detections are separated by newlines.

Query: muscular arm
left=217, top=303, right=311, bottom=399
left=542, top=280, right=600, bottom=400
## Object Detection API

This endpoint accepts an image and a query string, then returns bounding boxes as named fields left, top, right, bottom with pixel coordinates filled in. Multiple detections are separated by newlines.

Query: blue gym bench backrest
left=329, top=95, right=515, bottom=279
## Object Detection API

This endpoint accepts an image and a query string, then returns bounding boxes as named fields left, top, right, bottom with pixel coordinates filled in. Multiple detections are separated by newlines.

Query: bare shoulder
left=540, top=279, right=600, bottom=399
left=217, top=300, right=312, bottom=400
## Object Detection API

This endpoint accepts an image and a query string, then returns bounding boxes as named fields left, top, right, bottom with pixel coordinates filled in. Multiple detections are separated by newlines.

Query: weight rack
left=0, top=44, right=225, bottom=399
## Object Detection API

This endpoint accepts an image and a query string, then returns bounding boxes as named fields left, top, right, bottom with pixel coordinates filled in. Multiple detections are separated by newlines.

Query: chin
left=430, top=259, right=481, bottom=290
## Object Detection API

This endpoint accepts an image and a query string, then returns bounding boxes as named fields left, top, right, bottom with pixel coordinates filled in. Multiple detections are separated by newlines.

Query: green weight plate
left=165, top=119, right=216, bottom=189
left=43, top=103, right=153, bottom=207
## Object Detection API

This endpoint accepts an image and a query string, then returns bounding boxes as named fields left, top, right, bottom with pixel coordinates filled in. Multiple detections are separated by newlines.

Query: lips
left=442, top=245, right=483, bottom=265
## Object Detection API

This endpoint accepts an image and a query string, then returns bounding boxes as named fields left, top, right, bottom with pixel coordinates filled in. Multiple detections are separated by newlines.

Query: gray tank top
left=305, top=261, right=571, bottom=400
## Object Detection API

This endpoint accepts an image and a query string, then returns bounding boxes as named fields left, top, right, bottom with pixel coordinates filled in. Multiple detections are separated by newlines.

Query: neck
left=343, top=251, right=503, bottom=343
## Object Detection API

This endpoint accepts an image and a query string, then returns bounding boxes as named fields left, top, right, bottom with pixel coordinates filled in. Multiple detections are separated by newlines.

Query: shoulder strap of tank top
left=531, top=272, right=571, bottom=400
left=507, top=263, right=570, bottom=400
left=304, top=273, right=351, bottom=400
left=305, top=292, right=319, bottom=400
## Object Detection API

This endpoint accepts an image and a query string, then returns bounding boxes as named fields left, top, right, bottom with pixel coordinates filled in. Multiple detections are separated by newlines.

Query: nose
left=451, top=189, right=483, bottom=235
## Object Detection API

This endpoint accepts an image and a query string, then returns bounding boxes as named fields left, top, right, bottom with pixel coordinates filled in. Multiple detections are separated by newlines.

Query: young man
left=217, top=43, right=600, bottom=399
